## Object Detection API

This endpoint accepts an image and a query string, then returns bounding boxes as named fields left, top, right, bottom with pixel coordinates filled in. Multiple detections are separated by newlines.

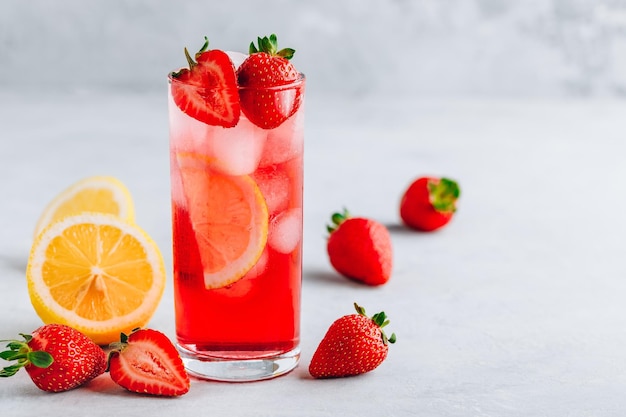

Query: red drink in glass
left=168, top=59, right=304, bottom=381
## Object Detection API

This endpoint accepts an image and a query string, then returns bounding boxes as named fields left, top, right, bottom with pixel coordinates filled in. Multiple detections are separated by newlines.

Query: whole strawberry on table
left=400, top=176, right=461, bottom=232
left=326, top=209, right=393, bottom=286
left=0, top=324, right=107, bottom=392
left=309, top=303, right=396, bottom=379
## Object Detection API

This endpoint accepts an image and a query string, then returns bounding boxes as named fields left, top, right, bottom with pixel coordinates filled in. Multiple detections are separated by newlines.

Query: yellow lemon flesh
left=27, top=213, right=165, bottom=345
left=34, top=176, right=135, bottom=238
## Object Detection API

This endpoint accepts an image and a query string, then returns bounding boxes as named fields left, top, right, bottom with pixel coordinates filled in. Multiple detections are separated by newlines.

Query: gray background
left=3, top=2, right=626, bottom=416
left=3, top=0, right=626, bottom=97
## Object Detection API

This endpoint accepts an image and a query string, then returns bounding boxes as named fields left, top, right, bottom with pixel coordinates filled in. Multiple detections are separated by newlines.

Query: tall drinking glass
left=167, top=73, right=305, bottom=382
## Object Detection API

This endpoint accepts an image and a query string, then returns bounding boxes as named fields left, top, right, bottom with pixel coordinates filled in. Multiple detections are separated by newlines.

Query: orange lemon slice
left=176, top=152, right=268, bottom=289
left=34, top=176, right=135, bottom=238
left=26, top=213, right=165, bottom=345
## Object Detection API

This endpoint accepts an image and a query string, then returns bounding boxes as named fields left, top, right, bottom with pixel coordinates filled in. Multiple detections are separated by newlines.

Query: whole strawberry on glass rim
left=326, top=209, right=393, bottom=286
left=0, top=324, right=107, bottom=392
left=400, top=176, right=460, bottom=232
left=309, top=303, right=396, bottom=379
left=237, top=34, right=305, bottom=129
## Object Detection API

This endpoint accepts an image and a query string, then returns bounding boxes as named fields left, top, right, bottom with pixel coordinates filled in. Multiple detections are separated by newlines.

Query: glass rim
left=167, top=71, right=305, bottom=92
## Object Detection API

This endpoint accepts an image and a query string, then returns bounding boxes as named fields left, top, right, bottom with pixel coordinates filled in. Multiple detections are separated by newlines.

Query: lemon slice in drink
left=176, top=152, right=268, bottom=289
left=26, top=213, right=166, bottom=345
left=34, top=176, right=135, bottom=238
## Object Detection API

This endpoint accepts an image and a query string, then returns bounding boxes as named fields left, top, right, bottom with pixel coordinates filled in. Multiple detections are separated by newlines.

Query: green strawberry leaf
left=354, top=303, right=397, bottom=345
left=249, top=34, right=296, bottom=60
left=27, top=351, right=54, bottom=369
left=0, top=333, right=53, bottom=376
left=428, top=177, right=460, bottom=212
left=327, top=208, right=350, bottom=234
left=0, top=364, right=23, bottom=377
left=0, top=350, right=21, bottom=361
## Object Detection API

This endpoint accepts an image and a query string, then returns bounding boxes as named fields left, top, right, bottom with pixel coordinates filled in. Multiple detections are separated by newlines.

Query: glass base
left=177, top=344, right=300, bottom=382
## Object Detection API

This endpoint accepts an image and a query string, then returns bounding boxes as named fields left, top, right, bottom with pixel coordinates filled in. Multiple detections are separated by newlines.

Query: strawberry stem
left=249, top=34, right=295, bottom=60
left=0, top=334, right=54, bottom=377
left=353, top=303, right=397, bottom=345
left=428, top=177, right=460, bottom=213
left=173, top=36, right=212, bottom=77
left=106, top=328, right=141, bottom=372
left=196, top=36, right=210, bottom=57
left=183, top=48, right=196, bottom=71
left=327, top=208, right=350, bottom=234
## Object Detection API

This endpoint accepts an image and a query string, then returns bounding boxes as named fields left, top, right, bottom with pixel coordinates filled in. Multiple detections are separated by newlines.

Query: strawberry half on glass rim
left=169, top=37, right=240, bottom=128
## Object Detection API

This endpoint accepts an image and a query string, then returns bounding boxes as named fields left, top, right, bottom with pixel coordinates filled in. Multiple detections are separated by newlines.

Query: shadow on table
left=0, top=253, right=27, bottom=273
left=293, top=364, right=315, bottom=381
left=304, top=269, right=353, bottom=287
left=304, top=268, right=380, bottom=290
left=384, top=222, right=423, bottom=236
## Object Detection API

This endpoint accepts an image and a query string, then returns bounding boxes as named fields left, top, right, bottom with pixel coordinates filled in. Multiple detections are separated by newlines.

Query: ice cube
left=208, top=117, right=267, bottom=176
left=169, top=151, right=186, bottom=207
left=268, top=208, right=302, bottom=254
left=253, top=166, right=290, bottom=216
left=168, top=91, right=211, bottom=155
left=169, top=83, right=268, bottom=175
left=259, top=107, right=304, bottom=167
left=246, top=248, right=269, bottom=279
left=225, top=51, right=248, bottom=70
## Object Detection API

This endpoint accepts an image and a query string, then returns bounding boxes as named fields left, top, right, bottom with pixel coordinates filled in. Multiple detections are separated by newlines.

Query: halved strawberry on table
left=170, top=36, right=240, bottom=128
left=107, top=328, right=190, bottom=397
left=237, top=34, right=304, bottom=129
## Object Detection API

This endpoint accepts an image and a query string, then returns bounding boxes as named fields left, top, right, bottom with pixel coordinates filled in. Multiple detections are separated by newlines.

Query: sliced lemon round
left=176, top=152, right=268, bottom=289
left=34, top=176, right=135, bottom=238
left=26, top=213, right=165, bottom=345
